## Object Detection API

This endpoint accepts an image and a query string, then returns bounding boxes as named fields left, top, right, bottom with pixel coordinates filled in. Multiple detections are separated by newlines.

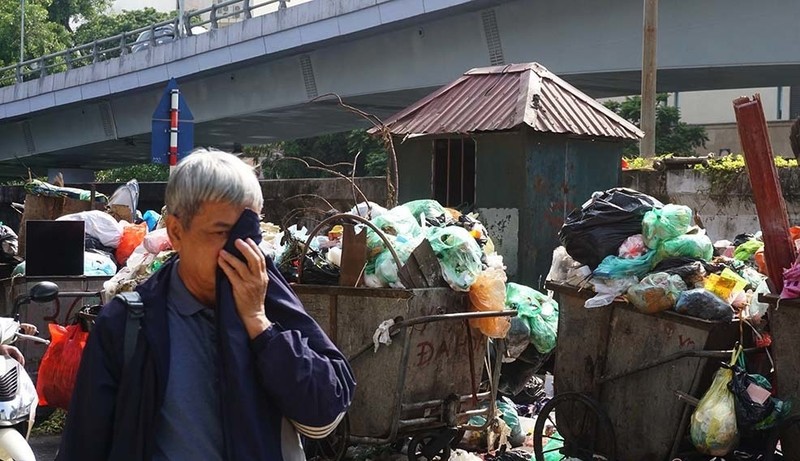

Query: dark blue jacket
left=57, top=210, right=355, bottom=460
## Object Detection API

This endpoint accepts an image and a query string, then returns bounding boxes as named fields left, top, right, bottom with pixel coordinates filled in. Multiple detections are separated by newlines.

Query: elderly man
left=57, top=149, right=355, bottom=461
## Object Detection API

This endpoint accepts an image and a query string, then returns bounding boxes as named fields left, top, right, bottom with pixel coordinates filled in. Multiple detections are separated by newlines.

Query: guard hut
left=379, top=62, right=643, bottom=288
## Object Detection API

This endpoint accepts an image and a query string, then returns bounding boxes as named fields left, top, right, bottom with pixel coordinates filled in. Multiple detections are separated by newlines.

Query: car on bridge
left=131, top=24, right=208, bottom=53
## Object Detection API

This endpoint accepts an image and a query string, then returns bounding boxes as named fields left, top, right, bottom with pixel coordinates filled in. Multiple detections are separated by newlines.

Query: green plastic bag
left=734, top=239, right=764, bottom=261
left=365, top=206, right=423, bottom=257
left=426, top=226, right=483, bottom=291
left=593, top=250, right=657, bottom=279
left=401, top=200, right=447, bottom=224
left=543, top=430, right=564, bottom=461
left=642, top=204, right=693, bottom=248
left=658, top=233, right=714, bottom=261
left=505, top=283, right=558, bottom=354
left=374, top=237, right=423, bottom=287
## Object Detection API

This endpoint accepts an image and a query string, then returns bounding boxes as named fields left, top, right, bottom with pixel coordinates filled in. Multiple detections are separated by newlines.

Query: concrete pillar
left=48, top=169, right=95, bottom=184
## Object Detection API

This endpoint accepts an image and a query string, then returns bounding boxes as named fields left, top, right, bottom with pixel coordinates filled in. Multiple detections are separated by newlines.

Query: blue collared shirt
left=152, top=262, right=224, bottom=461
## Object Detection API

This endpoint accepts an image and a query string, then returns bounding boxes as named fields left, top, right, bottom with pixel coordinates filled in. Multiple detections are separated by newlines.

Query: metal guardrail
left=0, top=0, right=289, bottom=88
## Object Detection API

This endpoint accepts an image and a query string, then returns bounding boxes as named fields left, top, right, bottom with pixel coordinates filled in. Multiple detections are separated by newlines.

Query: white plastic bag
left=57, top=210, right=123, bottom=248
left=349, top=202, right=387, bottom=219
left=585, top=276, right=638, bottom=308
left=618, top=234, right=647, bottom=259
left=84, top=251, right=117, bottom=276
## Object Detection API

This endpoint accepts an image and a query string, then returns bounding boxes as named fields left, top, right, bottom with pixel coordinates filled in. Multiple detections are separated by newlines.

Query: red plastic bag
left=36, top=323, right=88, bottom=410
left=116, top=223, right=148, bottom=266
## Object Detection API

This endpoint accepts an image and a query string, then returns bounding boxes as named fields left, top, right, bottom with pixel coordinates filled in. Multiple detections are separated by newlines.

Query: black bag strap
left=115, top=291, right=144, bottom=368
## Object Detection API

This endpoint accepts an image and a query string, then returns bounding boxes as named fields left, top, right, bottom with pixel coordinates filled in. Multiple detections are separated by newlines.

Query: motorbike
left=0, top=282, right=57, bottom=461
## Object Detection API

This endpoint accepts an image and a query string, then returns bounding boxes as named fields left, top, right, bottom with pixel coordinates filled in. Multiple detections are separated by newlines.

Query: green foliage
left=73, top=8, right=174, bottom=47
left=48, top=0, right=110, bottom=31
left=31, top=408, right=66, bottom=436
left=96, top=163, right=170, bottom=182
left=604, top=94, right=709, bottom=157
left=0, top=0, right=71, bottom=68
left=694, top=154, right=798, bottom=196
left=259, top=129, right=388, bottom=179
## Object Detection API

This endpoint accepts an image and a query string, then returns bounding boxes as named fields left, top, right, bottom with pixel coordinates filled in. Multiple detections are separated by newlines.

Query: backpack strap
left=115, top=291, right=144, bottom=368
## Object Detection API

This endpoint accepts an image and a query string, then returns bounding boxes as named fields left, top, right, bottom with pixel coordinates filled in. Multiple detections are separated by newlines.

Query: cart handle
left=297, top=213, right=404, bottom=284
left=598, top=346, right=763, bottom=384
left=347, top=310, right=517, bottom=363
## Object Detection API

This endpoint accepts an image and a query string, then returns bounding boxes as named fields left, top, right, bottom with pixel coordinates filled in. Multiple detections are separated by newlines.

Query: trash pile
left=550, top=187, right=795, bottom=458
left=553, top=187, right=775, bottom=325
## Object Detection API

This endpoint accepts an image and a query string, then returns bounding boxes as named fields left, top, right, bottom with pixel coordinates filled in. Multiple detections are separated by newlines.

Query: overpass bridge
left=0, top=0, right=798, bottom=178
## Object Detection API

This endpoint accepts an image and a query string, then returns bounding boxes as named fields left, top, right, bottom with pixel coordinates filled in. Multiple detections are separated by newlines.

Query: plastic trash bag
left=642, top=204, right=693, bottom=248
left=690, top=359, right=739, bottom=456
left=734, top=239, right=764, bottom=261
left=626, top=272, right=687, bottom=314
left=506, top=283, right=558, bottom=354
left=468, top=267, right=510, bottom=338
left=427, top=226, right=483, bottom=291
left=593, top=250, right=656, bottom=279
left=705, top=268, right=748, bottom=303
left=37, top=323, right=89, bottom=410
left=0, top=225, right=18, bottom=262
left=745, top=280, right=771, bottom=324
left=143, top=228, right=172, bottom=254
left=542, top=430, right=564, bottom=461
left=349, top=201, right=387, bottom=220
left=84, top=251, right=117, bottom=276
left=401, top=199, right=448, bottom=226
left=499, top=345, right=551, bottom=396
left=618, top=234, right=647, bottom=259
left=366, top=206, right=422, bottom=258
left=108, top=179, right=140, bottom=222
left=585, top=276, right=638, bottom=309
left=375, top=238, right=422, bottom=288
left=657, top=233, right=714, bottom=261
left=728, top=364, right=790, bottom=433
left=675, top=289, right=734, bottom=322
left=57, top=210, right=123, bottom=248
left=505, top=317, right=532, bottom=360
left=653, top=258, right=707, bottom=288
left=116, top=223, right=148, bottom=266
left=559, top=188, right=663, bottom=269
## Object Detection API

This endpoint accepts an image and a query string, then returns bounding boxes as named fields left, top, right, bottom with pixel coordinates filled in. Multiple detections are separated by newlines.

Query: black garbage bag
left=559, top=188, right=663, bottom=269
left=652, top=258, right=709, bottom=287
left=734, top=233, right=756, bottom=248
left=300, top=252, right=340, bottom=285
left=727, top=365, right=789, bottom=434
left=675, top=288, right=734, bottom=321
left=505, top=317, right=531, bottom=360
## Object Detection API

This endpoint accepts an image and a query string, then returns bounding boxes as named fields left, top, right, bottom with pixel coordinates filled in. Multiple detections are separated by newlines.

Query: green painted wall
left=521, top=132, right=623, bottom=288
left=396, top=140, right=432, bottom=203
left=473, top=133, right=526, bottom=209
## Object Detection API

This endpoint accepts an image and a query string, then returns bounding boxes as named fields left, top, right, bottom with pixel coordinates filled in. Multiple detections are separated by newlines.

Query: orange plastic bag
left=116, top=223, right=148, bottom=266
left=468, top=268, right=510, bottom=338
left=36, top=323, right=88, bottom=410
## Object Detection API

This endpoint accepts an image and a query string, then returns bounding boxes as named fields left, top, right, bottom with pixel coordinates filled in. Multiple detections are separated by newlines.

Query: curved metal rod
left=297, top=213, right=404, bottom=284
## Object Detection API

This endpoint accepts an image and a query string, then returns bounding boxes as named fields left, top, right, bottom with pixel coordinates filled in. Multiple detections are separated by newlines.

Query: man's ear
left=165, top=214, right=184, bottom=252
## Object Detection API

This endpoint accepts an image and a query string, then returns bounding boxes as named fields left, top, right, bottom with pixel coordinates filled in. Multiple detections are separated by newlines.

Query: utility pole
left=20, top=0, right=26, bottom=63
left=640, top=0, right=658, bottom=158
left=177, top=0, right=186, bottom=36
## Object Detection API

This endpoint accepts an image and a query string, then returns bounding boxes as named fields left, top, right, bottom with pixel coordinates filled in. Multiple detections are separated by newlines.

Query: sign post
left=152, top=78, right=194, bottom=173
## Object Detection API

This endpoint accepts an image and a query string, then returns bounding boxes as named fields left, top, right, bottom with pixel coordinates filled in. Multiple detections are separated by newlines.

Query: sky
left=111, top=0, right=176, bottom=13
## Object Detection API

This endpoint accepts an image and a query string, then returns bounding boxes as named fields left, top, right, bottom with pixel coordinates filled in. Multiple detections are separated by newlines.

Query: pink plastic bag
left=618, top=234, right=647, bottom=259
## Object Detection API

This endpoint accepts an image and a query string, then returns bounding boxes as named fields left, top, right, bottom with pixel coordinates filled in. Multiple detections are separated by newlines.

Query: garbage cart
left=536, top=281, right=741, bottom=461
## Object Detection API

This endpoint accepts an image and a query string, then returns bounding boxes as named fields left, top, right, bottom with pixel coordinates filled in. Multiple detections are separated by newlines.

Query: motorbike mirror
left=29, top=282, right=59, bottom=303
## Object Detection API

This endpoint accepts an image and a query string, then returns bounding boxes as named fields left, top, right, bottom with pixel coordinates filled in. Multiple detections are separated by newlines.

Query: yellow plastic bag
left=690, top=349, right=741, bottom=456
left=705, top=268, right=748, bottom=302
left=468, top=268, right=510, bottom=338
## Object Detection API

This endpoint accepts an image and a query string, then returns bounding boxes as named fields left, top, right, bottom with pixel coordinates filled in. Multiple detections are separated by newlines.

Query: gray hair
left=165, top=147, right=263, bottom=227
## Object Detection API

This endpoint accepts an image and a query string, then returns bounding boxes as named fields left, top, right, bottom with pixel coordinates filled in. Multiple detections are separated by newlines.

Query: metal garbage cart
left=294, top=284, right=511, bottom=461
left=757, top=293, right=800, bottom=459
left=536, top=281, right=741, bottom=461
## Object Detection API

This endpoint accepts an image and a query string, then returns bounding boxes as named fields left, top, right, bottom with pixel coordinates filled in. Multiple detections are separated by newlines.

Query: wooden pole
left=640, top=0, right=658, bottom=158
left=733, top=94, right=796, bottom=293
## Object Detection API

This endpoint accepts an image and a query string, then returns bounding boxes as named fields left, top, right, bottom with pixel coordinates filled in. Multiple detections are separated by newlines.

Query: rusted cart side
left=542, top=281, right=740, bottom=461
left=294, top=285, right=505, bottom=459
left=758, top=294, right=800, bottom=458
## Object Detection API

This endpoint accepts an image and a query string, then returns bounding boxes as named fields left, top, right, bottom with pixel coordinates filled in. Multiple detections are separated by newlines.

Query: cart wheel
left=408, top=433, right=452, bottom=461
left=533, top=392, right=616, bottom=461
left=764, top=414, right=800, bottom=461
left=305, top=415, right=349, bottom=461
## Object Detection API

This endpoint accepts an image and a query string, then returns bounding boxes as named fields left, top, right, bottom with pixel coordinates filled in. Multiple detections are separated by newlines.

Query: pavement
left=30, top=434, right=60, bottom=460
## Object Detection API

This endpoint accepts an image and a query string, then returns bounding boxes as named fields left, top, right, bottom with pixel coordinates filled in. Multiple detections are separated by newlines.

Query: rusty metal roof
left=378, top=63, right=643, bottom=140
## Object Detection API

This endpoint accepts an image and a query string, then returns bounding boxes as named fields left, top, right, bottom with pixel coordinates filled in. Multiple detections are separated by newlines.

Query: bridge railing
left=0, top=0, right=289, bottom=89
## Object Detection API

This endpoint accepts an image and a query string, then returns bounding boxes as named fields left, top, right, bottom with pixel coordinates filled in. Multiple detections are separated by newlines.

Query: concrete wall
left=696, top=120, right=795, bottom=157
left=0, top=177, right=388, bottom=236
left=621, top=168, right=800, bottom=243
